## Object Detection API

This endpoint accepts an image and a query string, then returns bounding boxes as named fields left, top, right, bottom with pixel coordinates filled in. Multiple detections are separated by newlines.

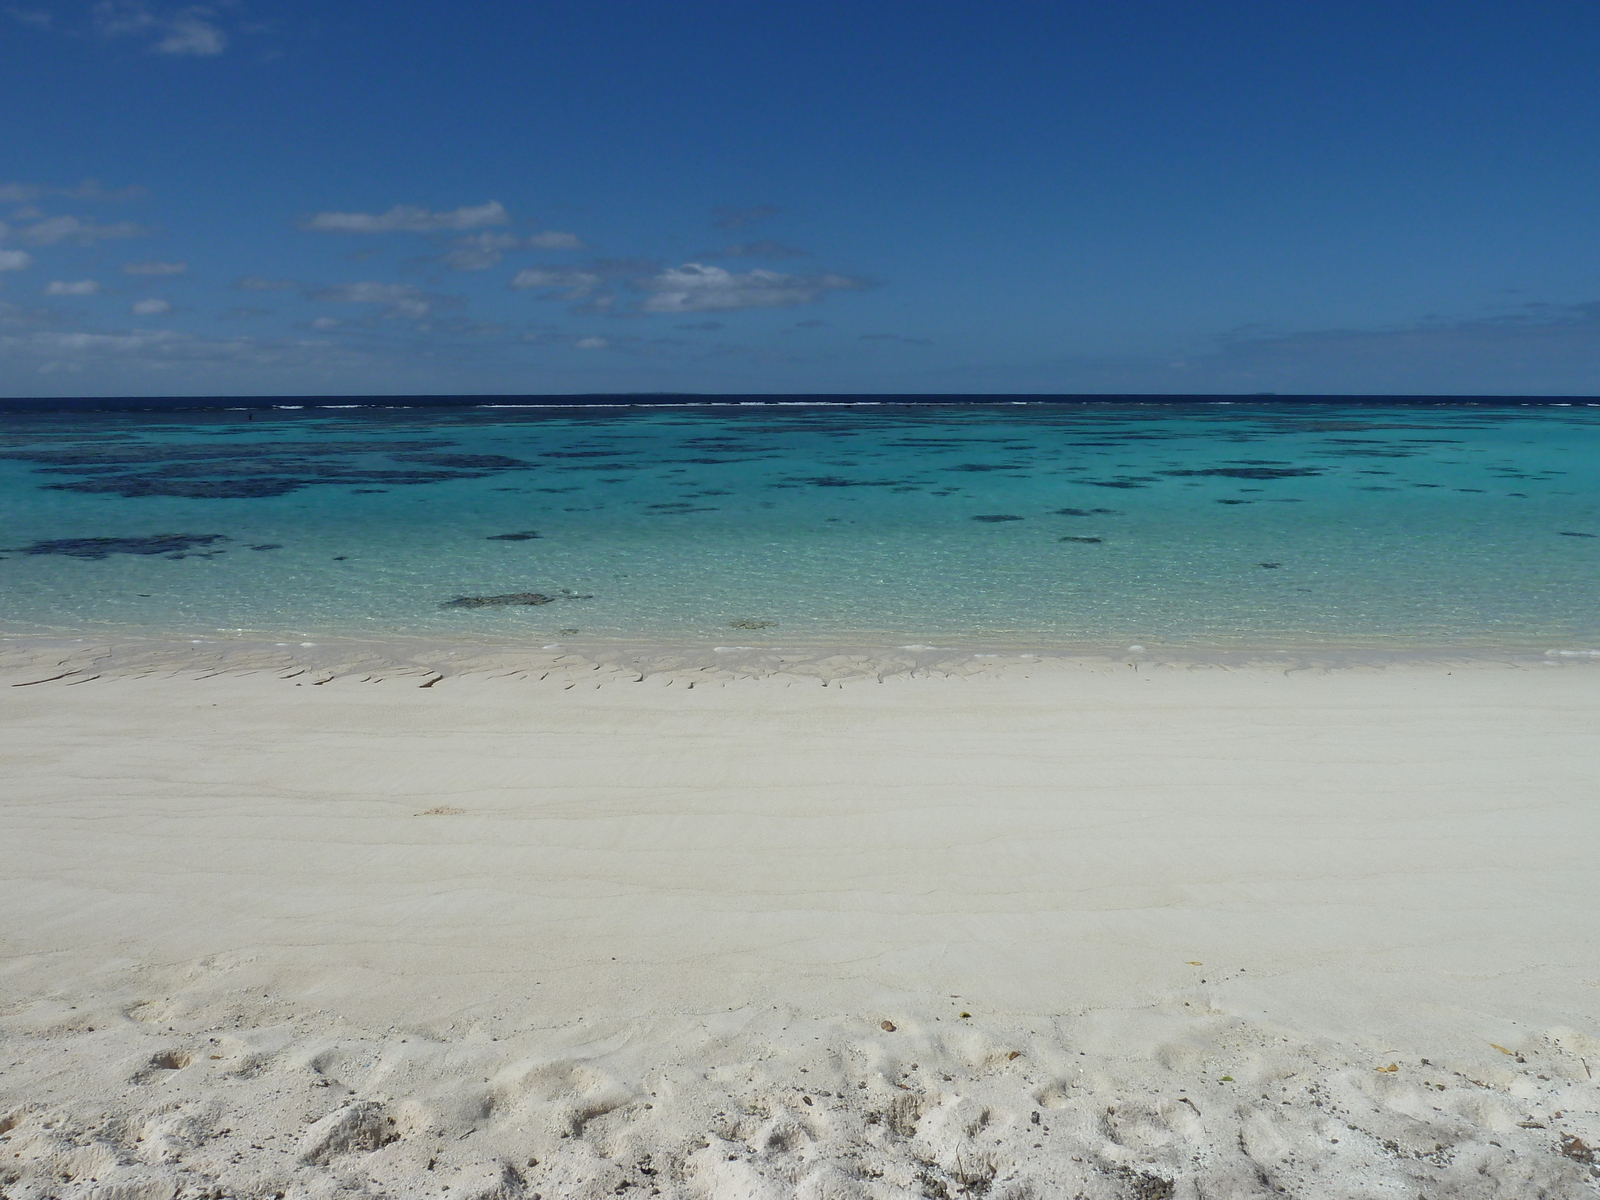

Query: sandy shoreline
left=3, top=627, right=1596, bottom=689
left=3, top=657, right=1599, bottom=1197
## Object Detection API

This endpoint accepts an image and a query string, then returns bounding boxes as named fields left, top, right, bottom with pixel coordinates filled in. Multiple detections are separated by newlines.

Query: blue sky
left=4, top=0, right=1599, bottom=396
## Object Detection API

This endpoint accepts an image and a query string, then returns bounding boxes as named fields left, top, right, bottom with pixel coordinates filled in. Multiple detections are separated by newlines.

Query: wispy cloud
left=89, top=1, right=228, bottom=55
left=302, top=202, right=509, bottom=234
left=154, top=12, right=223, bottom=54
left=130, top=297, right=172, bottom=315
left=308, top=281, right=462, bottom=319
left=439, top=229, right=583, bottom=270
left=234, top=275, right=297, bottom=291
left=5, top=9, right=54, bottom=30
left=0, top=180, right=144, bottom=203
left=16, top=215, right=147, bottom=246
left=0, top=250, right=33, bottom=271
left=712, top=205, right=780, bottom=231
left=700, top=241, right=808, bottom=260
left=45, top=280, right=101, bottom=295
left=1, top=327, right=379, bottom=385
left=938, top=301, right=1600, bottom=396
left=122, top=260, right=186, bottom=275
left=508, top=267, right=605, bottom=299
left=525, top=230, right=583, bottom=249
left=637, top=264, right=870, bottom=314
left=505, top=257, right=871, bottom=316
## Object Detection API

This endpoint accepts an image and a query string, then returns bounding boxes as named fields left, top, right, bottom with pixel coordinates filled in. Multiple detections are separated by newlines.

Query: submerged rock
left=392, top=453, right=530, bottom=470
left=442, top=589, right=594, bottom=608
left=1058, top=536, right=1103, bottom=543
left=1163, top=467, right=1321, bottom=480
left=1052, top=507, right=1122, bottom=516
left=486, top=530, right=541, bottom=541
left=972, top=514, right=1025, bottom=523
left=12, top=534, right=229, bottom=560
left=730, top=618, right=778, bottom=629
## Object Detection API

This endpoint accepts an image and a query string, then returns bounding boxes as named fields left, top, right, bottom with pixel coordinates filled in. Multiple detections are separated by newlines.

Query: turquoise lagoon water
left=1, top=401, right=1597, bottom=653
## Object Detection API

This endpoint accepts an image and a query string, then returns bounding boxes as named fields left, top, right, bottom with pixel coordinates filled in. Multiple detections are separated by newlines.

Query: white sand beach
left=3, top=650, right=1599, bottom=1198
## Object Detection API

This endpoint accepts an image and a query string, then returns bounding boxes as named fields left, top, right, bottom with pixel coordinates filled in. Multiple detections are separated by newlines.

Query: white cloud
left=457, top=233, right=523, bottom=251
left=309, top=281, right=459, bottom=319
left=0, top=328, right=374, bottom=381
left=19, top=215, right=146, bottom=246
left=45, top=280, right=101, bottom=295
left=309, top=316, right=342, bottom=330
left=235, top=275, right=297, bottom=291
left=130, top=297, right=172, bottom=315
left=509, top=267, right=604, bottom=297
left=91, top=1, right=158, bottom=37
left=88, top=2, right=226, bottom=55
left=0, top=250, right=32, bottom=271
left=7, top=9, right=53, bottom=29
left=527, top=230, right=582, bottom=249
left=712, top=205, right=781, bottom=231
left=0, top=180, right=145, bottom=204
left=441, top=229, right=583, bottom=270
left=441, top=246, right=502, bottom=271
left=574, top=336, right=609, bottom=350
left=637, top=263, right=868, bottom=313
left=123, top=260, right=186, bottom=275
left=28, top=330, right=182, bottom=352
left=155, top=14, right=224, bottom=54
left=708, top=241, right=808, bottom=259
left=313, top=282, right=421, bottom=303
left=302, top=201, right=509, bottom=234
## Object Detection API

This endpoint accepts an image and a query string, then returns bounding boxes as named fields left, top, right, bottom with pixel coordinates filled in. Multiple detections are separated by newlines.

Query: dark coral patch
left=1162, top=467, right=1321, bottom=480
left=443, top=589, right=594, bottom=608
left=0, top=439, right=535, bottom=499
left=13, top=534, right=229, bottom=560
left=393, top=453, right=531, bottom=470
left=776, top=476, right=910, bottom=488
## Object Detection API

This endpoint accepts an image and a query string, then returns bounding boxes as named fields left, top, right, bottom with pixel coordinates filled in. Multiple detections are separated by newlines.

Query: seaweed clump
left=442, top=589, right=593, bottom=608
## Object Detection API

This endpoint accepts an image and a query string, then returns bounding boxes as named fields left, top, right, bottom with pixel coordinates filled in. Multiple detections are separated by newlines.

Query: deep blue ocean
left=2, top=399, right=1597, bottom=653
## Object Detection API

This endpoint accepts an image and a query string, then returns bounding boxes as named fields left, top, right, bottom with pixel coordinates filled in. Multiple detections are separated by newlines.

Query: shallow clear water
left=1, top=401, right=1597, bottom=651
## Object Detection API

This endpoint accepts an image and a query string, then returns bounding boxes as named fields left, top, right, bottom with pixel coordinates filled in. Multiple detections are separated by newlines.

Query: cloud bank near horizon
left=4, top=177, right=1598, bottom=397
